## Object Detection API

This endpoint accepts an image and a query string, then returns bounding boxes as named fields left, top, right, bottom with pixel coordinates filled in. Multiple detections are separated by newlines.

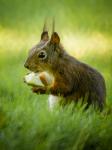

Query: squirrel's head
left=24, top=20, right=64, bottom=73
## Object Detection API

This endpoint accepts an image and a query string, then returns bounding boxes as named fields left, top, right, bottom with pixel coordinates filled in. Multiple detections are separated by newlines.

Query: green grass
left=0, top=0, right=112, bottom=149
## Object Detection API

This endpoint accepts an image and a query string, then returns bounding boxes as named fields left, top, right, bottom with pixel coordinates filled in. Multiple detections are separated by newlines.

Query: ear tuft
left=50, top=32, right=60, bottom=44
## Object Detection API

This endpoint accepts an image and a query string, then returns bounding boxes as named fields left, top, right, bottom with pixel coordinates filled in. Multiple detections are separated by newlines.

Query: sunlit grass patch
left=62, top=31, right=112, bottom=58
left=0, top=27, right=112, bottom=59
left=0, top=27, right=39, bottom=55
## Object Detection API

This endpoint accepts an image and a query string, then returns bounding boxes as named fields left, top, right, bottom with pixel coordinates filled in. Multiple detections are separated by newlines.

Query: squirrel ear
left=41, top=31, right=49, bottom=41
left=50, top=32, right=60, bottom=44
left=41, top=19, right=49, bottom=41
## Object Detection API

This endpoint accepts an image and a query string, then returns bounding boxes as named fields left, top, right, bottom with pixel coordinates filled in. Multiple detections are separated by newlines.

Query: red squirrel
left=24, top=21, right=106, bottom=110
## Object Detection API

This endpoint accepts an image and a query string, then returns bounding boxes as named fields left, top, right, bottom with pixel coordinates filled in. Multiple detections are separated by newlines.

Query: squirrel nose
left=24, top=63, right=29, bottom=69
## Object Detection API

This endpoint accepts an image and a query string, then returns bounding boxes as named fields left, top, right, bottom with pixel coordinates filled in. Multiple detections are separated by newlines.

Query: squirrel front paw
left=31, top=86, right=46, bottom=94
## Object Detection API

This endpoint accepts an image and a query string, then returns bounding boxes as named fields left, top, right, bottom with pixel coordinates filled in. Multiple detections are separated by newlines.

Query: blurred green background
left=0, top=0, right=112, bottom=150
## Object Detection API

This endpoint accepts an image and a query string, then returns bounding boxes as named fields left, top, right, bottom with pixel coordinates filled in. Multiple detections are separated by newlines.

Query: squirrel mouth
left=35, top=69, right=41, bottom=73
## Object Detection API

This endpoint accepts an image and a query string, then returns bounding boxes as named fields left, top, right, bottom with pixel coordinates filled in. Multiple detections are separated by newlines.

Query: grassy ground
left=0, top=0, right=112, bottom=150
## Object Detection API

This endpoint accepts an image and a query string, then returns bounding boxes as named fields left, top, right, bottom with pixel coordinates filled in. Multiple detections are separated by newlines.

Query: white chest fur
left=48, top=95, right=59, bottom=110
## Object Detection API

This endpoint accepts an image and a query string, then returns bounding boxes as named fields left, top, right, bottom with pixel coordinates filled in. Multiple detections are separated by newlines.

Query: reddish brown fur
left=25, top=31, right=106, bottom=111
left=39, top=73, right=48, bottom=86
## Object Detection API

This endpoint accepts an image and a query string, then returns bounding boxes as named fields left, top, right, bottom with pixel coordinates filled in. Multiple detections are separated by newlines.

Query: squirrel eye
left=38, top=50, right=47, bottom=60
